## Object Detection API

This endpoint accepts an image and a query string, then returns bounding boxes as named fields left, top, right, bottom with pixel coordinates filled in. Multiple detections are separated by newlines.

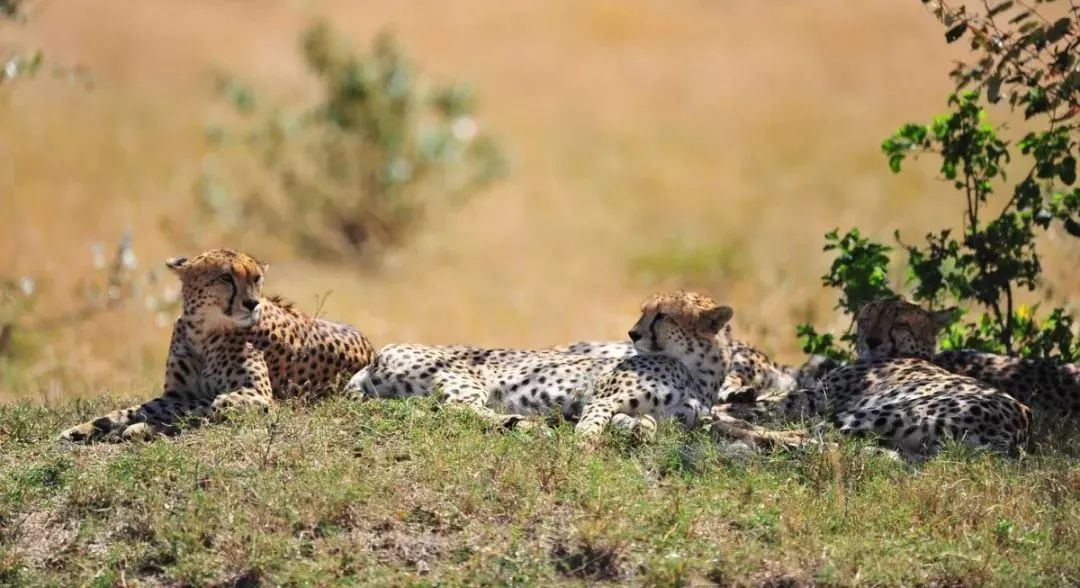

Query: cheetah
left=347, top=291, right=744, bottom=433
left=346, top=343, right=626, bottom=429
left=551, top=341, right=637, bottom=359
left=934, top=350, right=1080, bottom=415
left=574, top=291, right=734, bottom=441
left=59, top=249, right=374, bottom=442
left=555, top=335, right=807, bottom=403
left=717, top=297, right=1032, bottom=458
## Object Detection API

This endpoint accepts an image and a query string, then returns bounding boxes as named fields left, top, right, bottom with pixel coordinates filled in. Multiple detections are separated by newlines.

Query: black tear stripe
left=226, top=280, right=237, bottom=316
left=648, top=315, right=659, bottom=348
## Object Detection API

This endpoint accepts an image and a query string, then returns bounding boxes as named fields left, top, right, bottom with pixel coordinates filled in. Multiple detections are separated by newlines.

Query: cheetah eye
left=218, top=274, right=234, bottom=284
left=253, top=275, right=262, bottom=284
left=654, top=312, right=666, bottom=321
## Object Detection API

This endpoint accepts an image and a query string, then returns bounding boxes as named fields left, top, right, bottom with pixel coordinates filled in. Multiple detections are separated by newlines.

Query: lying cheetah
left=556, top=334, right=806, bottom=403
left=718, top=298, right=1032, bottom=458
left=60, top=249, right=374, bottom=442
left=348, top=291, right=741, bottom=434
left=575, top=292, right=734, bottom=441
left=934, top=350, right=1080, bottom=415
left=347, top=344, right=627, bottom=428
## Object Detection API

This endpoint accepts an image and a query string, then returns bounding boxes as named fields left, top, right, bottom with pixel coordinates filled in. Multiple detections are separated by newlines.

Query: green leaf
left=1060, top=157, right=1076, bottom=186
left=1045, top=18, right=1071, bottom=44
left=888, top=154, right=904, bottom=173
left=986, top=74, right=1003, bottom=104
left=1066, top=217, right=1080, bottom=238
left=987, top=1, right=1013, bottom=17
left=945, top=23, right=968, bottom=43
left=1007, top=10, right=1031, bottom=24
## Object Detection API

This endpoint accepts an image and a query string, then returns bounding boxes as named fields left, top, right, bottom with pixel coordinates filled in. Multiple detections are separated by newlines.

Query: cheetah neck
left=673, top=335, right=732, bottom=403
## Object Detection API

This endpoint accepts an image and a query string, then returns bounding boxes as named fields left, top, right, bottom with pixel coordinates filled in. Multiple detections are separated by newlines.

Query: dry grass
left=3, top=3, right=1080, bottom=582
left=9, top=0, right=1077, bottom=401
left=2, top=398, right=1080, bottom=585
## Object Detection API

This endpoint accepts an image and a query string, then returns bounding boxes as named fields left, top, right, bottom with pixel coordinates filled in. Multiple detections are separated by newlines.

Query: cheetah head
left=627, top=291, right=733, bottom=357
left=854, top=297, right=957, bottom=361
left=166, top=249, right=266, bottom=329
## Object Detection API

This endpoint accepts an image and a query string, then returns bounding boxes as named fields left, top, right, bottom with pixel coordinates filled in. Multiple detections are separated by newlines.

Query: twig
left=260, top=410, right=285, bottom=469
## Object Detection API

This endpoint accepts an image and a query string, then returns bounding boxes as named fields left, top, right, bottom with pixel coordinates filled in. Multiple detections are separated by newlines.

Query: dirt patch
left=551, top=538, right=625, bottom=582
left=9, top=509, right=78, bottom=568
left=357, top=516, right=452, bottom=574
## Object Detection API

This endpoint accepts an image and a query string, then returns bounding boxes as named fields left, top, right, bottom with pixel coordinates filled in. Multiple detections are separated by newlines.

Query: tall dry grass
left=2, top=0, right=1076, bottom=402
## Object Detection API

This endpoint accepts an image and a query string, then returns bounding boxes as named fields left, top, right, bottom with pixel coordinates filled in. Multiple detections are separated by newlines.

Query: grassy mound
left=2, top=397, right=1078, bottom=585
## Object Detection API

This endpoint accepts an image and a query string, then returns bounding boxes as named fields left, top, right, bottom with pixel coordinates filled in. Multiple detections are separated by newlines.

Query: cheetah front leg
left=60, top=328, right=207, bottom=443
left=574, top=396, right=622, bottom=445
left=197, top=344, right=274, bottom=420
left=125, top=348, right=276, bottom=440
left=609, top=413, right=658, bottom=443
left=60, top=343, right=274, bottom=443
left=59, top=391, right=199, bottom=443
left=708, top=411, right=811, bottom=450
left=719, top=369, right=758, bottom=404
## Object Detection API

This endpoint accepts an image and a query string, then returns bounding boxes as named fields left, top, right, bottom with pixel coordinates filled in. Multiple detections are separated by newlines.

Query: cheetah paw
left=59, top=422, right=97, bottom=444
left=610, top=413, right=657, bottom=444
left=721, top=386, right=757, bottom=404
left=496, top=413, right=545, bottom=432
left=121, top=422, right=168, bottom=441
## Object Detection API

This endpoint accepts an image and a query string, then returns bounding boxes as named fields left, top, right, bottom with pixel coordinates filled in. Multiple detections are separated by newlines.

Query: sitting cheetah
left=574, top=292, right=734, bottom=441
left=60, top=249, right=374, bottom=442
left=717, top=298, right=1032, bottom=458
left=934, top=350, right=1080, bottom=415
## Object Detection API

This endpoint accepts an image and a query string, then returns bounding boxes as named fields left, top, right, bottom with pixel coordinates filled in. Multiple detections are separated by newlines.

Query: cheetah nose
left=242, top=299, right=260, bottom=312
left=628, top=330, right=642, bottom=342
left=866, top=337, right=882, bottom=349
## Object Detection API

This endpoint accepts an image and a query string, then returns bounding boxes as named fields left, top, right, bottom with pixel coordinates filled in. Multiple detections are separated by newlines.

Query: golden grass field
left=2, top=0, right=1077, bottom=403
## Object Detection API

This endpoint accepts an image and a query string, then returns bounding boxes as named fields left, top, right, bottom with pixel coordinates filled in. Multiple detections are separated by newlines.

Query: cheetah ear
left=932, top=307, right=959, bottom=331
left=165, top=257, right=189, bottom=272
left=697, top=305, right=734, bottom=335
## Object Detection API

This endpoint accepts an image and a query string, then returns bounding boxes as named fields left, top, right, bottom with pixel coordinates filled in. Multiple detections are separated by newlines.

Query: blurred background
left=3, top=0, right=1076, bottom=403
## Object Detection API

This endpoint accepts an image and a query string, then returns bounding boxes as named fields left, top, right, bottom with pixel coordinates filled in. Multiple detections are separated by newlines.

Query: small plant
left=200, top=22, right=506, bottom=261
left=1, top=0, right=88, bottom=88
left=798, top=1, right=1080, bottom=362
left=0, top=231, right=179, bottom=367
left=0, top=0, right=43, bottom=86
left=0, top=276, right=37, bottom=358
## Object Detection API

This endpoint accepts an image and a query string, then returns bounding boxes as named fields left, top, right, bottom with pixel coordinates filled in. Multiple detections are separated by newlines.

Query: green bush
left=799, top=1, right=1079, bottom=361
left=201, top=22, right=507, bottom=261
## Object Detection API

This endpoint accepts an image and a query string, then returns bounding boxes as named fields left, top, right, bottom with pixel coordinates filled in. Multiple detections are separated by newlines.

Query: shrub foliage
left=799, top=0, right=1080, bottom=361
left=201, top=22, right=507, bottom=260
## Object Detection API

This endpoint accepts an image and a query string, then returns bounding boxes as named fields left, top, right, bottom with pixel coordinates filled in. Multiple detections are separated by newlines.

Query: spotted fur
left=59, top=249, right=374, bottom=442
left=718, top=297, right=1032, bottom=458
left=555, top=335, right=806, bottom=403
left=574, top=291, right=734, bottom=441
left=347, top=344, right=623, bottom=428
left=934, top=350, right=1080, bottom=415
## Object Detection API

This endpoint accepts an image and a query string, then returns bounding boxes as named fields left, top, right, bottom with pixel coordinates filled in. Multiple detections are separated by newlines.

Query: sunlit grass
left=1, top=397, right=1078, bottom=585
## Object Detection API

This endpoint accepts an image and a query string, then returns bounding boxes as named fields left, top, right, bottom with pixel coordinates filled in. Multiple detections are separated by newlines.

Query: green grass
left=1, top=397, right=1079, bottom=586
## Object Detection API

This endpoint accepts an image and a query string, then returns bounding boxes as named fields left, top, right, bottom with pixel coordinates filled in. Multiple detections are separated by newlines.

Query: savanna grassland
left=3, top=1, right=1080, bottom=585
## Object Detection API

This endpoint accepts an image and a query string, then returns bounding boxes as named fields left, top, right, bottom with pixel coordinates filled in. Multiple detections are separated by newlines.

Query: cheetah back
left=934, top=350, right=1080, bottom=415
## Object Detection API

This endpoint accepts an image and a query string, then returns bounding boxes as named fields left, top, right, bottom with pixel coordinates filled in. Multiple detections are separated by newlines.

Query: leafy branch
left=798, top=0, right=1079, bottom=362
